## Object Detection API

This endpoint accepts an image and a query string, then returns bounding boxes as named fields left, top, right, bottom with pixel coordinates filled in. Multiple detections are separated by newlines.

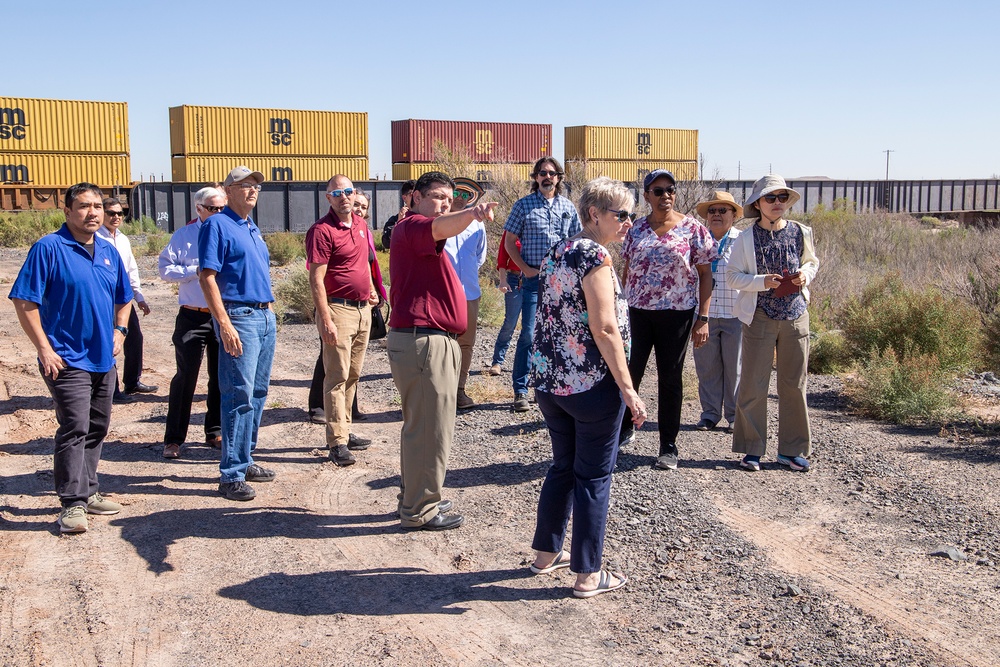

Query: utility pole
left=883, top=149, right=894, bottom=209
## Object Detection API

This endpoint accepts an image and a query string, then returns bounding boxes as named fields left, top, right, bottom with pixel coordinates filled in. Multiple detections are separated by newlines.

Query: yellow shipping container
left=0, top=97, right=128, bottom=154
left=170, top=106, right=367, bottom=157
left=392, top=162, right=532, bottom=182
left=0, top=153, right=130, bottom=187
left=565, top=126, right=698, bottom=162
left=566, top=160, right=699, bottom=184
left=172, top=156, right=368, bottom=183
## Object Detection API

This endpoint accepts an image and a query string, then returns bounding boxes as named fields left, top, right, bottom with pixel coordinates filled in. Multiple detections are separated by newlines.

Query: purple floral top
left=753, top=223, right=807, bottom=320
left=529, top=238, right=630, bottom=396
left=622, top=215, right=718, bottom=311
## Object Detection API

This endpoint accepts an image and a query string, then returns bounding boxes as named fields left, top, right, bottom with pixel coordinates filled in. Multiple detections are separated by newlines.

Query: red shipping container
left=391, top=119, right=551, bottom=164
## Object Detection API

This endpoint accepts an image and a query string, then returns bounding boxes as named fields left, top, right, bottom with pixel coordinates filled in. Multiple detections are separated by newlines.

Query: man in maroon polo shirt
left=306, top=175, right=380, bottom=467
left=388, top=171, right=496, bottom=531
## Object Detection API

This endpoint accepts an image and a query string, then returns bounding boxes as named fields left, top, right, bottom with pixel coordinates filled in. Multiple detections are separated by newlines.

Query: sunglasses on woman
left=649, top=186, right=676, bottom=197
left=606, top=209, right=637, bottom=223
left=762, top=192, right=790, bottom=203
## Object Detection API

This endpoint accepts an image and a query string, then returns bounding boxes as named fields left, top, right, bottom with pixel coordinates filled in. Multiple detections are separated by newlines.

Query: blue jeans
left=511, top=274, right=539, bottom=395
left=532, top=373, right=625, bottom=574
left=216, top=304, right=276, bottom=483
left=491, top=272, right=524, bottom=366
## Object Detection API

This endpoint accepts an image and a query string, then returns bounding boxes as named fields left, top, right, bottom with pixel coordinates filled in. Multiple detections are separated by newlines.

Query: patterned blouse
left=622, top=215, right=717, bottom=311
left=529, top=238, right=630, bottom=396
left=753, top=222, right=808, bottom=320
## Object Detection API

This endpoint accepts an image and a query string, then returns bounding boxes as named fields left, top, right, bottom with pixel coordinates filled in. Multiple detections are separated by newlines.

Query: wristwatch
left=115, top=325, right=129, bottom=336
left=697, top=315, right=709, bottom=323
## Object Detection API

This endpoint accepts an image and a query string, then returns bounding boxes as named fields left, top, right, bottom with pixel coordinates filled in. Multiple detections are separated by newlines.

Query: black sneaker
left=330, top=444, right=356, bottom=466
left=218, top=481, right=256, bottom=501
left=654, top=445, right=679, bottom=470
left=309, top=407, right=326, bottom=425
left=245, top=464, right=276, bottom=482
left=619, top=428, right=636, bottom=447
left=112, top=391, right=135, bottom=405
left=347, top=433, right=372, bottom=450
left=513, top=393, right=530, bottom=412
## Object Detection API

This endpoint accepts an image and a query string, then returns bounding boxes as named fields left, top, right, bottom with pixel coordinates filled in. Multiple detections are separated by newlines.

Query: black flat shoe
left=124, top=382, right=158, bottom=394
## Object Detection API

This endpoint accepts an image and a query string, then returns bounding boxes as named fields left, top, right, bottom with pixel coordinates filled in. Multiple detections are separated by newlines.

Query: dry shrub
left=265, top=232, right=305, bottom=266
left=844, top=348, right=956, bottom=424
left=0, top=210, right=65, bottom=247
left=273, top=266, right=313, bottom=323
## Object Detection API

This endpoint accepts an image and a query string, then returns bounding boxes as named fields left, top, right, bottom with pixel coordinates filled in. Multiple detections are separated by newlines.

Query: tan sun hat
left=743, top=174, right=801, bottom=218
left=696, top=191, right=744, bottom=219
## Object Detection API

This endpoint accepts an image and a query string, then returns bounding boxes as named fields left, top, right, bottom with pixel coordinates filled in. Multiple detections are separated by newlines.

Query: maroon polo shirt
left=388, top=213, right=467, bottom=334
left=305, top=209, right=371, bottom=301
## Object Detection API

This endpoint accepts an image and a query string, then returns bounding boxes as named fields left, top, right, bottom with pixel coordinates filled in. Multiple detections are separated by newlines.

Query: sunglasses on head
left=328, top=188, right=355, bottom=198
left=606, top=209, right=637, bottom=223
left=536, top=170, right=561, bottom=177
left=762, top=192, right=790, bottom=203
left=649, top=186, right=676, bottom=197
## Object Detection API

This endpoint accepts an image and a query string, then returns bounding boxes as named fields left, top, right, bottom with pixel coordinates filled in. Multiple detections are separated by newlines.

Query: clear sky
left=7, top=0, right=997, bottom=182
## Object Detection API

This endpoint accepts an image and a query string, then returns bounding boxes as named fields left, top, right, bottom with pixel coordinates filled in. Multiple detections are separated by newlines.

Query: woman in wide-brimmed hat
left=692, top=191, right=744, bottom=435
left=726, top=175, right=819, bottom=472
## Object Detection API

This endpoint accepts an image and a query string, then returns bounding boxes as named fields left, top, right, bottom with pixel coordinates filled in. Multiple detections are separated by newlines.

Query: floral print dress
left=529, top=238, right=630, bottom=396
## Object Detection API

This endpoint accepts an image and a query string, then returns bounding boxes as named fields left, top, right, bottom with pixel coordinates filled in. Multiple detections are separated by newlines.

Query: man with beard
left=502, top=157, right=580, bottom=412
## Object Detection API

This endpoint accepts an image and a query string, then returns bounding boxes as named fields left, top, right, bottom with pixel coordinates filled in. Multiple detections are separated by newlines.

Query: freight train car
left=391, top=119, right=550, bottom=164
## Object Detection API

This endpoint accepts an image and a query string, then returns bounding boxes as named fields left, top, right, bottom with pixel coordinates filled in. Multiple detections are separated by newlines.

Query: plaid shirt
left=708, top=227, right=739, bottom=319
left=503, top=191, right=580, bottom=268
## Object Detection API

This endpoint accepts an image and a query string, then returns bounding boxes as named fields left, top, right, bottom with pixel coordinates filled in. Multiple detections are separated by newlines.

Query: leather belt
left=328, top=297, right=366, bottom=308
left=182, top=305, right=211, bottom=313
left=392, top=326, right=458, bottom=340
left=224, top=302, right=270, bottom=310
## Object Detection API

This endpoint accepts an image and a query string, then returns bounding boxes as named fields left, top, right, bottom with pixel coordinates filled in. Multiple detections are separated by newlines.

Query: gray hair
left=578, top=176, right=632, bottom=225
left=194, top=186, right=225, bottom=206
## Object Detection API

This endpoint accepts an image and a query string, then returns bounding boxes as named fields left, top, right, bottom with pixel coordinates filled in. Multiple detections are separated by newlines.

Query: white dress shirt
left=158, top=219, right=209, bottom=309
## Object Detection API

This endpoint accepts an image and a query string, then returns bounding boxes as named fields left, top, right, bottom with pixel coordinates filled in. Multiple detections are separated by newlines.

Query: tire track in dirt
left=715, top=501, right=996, bottom=667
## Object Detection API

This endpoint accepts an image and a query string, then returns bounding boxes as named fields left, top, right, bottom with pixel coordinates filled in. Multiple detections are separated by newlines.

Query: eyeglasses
left=762, top=192, right=790, bottom=203
left=606, top=209, right=637, bottom=223
left=536, top=170, right=561, bottom=178
left=706, top=207, right=734, bottom=215
left=649, top=186, right=676, bottom=197
left=327, top=188, right=355, bottom=198
left=106, top=210, right=124, bottom=218
left=198, top=204, right=225, bottom=213
left=232, top=183, right=262, bottom=191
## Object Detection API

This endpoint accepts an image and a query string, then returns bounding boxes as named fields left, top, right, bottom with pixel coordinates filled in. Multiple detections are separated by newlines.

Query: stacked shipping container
left=169, top=105, right=369, bottom=183
left=390, top=119, right=550, bottom=182
left=0, top=97, right=131, bottom=189
left=564, top=125, right=699, bottom=184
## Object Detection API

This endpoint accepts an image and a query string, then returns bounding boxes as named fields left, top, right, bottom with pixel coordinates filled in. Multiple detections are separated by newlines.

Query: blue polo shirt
left=8, top=224, right=133, bottom=373
left=198, top=206, right=274, bottom=304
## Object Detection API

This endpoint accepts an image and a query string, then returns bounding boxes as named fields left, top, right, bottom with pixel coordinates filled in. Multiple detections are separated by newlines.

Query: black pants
left=621, top=306, right=695, bottom=452
left=308, top=345, right=359, bottom=415
left=42, top=365, right=116, bottom=508
left=164, top=308, right=221, bottom=444
left=120, top=305, right=143, bottom=391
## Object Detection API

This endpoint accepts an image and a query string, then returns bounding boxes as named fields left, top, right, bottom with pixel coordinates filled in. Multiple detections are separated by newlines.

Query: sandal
left=573, top=569, right=628, bottom=598
left=530, top=551, right=571, bottom=575
left=739, top=455, right=761, bottom=472
left=163, top=443, right=181, bottom=459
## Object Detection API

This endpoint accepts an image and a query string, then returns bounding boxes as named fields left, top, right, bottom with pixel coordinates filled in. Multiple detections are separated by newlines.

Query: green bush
left=142, top=233, right=170, bottom=257
left=809, top=330, right=851, bottom=374
left=984, top=313, right=1000, bottom=373
left=0, top=210, right=64, bottom=247
left=838, top=272, right=982, bottom=373
left=265, top=232, right=305, bottom=266
left=273, top=267, right=314, bottom=323
left=844, top=348, right=956, bottom=424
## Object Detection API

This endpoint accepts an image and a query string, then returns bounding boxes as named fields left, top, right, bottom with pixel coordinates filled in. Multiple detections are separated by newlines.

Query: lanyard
left=710, top=229, right=732, bottom=273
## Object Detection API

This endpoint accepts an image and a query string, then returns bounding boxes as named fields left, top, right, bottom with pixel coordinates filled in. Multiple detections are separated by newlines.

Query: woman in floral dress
left=528, top=177, right=647, bottom=599
left=619, top=170, right=717, bottom=471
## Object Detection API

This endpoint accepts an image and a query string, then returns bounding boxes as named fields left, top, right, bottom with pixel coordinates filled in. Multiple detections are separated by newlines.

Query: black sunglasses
left=537, top=170, right=561, bottom=177
left=649, top=186, right=676, bottom=197
left=762, top=192, right=790, bottom=204
left=606, top=209, right=637, bottom=223
left=199, top=204, right=225, bottom=213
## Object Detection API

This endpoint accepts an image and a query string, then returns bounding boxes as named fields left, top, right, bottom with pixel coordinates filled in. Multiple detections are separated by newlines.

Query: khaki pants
left=387, top=329, right=460, bottom=527
left=732, top=309, right=811, bottom=458
left=323, top=302, right=371, bottom=447
left=457, top=298, right=479, bottom=390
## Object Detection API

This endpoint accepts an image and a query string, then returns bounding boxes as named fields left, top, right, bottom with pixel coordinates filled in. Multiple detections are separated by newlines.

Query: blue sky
left=8, top=0, right=997, bottom=181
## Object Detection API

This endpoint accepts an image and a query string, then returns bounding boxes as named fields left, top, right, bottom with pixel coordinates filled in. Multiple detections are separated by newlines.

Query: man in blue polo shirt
left=198, top=166, right=278, bottom=501
left=9, top=183, right=134, bottom=534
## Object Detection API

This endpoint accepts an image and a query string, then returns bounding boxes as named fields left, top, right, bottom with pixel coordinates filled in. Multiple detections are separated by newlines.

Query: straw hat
left=452, top=177, right=485, bottom=207
left=696, top=191, right=744, bottom=219
left=743, top=174, right=800, bottom=218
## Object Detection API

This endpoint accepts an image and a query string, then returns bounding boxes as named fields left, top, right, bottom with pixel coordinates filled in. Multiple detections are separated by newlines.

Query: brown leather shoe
left=456, top=389, right=476, bottom=410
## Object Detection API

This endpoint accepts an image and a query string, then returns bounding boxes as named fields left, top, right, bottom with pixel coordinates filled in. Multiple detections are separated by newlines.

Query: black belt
left=392, top=326, right=458, bottom=340
left=328, top=297, right=366, bottom=308
left=224, top=301, right=270, bottom=309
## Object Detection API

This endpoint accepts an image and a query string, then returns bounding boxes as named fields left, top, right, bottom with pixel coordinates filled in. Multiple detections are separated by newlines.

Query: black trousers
left=120, top=305, right=143, bottom=390
left=42, top=365, right=116, bottom=508
left=164, top=308, right=221, bottom=444
left=621, top=306, right=695, bottom=452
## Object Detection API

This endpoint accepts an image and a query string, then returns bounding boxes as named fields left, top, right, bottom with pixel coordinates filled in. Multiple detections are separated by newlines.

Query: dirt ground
left=2, top=249, right=1000, bottom=667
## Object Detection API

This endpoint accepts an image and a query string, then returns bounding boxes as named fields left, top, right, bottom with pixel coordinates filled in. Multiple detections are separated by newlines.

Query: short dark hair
left=530, top=157, right=565, bottom=196
left=414, top=172, right=454, bottom=196
left=101, top=197, right=122, bottom=211
left=65, top=183, right=104, bottom=208
left=400, top=179, right=416, bottom=196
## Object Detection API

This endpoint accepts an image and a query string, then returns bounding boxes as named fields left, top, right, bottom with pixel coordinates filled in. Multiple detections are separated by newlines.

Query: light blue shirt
left=444, top=220, right=487, bottom=300
left=159, top=219, right=209, bottom=308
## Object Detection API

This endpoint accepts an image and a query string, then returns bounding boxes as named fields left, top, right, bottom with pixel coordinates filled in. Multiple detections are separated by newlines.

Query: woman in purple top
left=528, top=177, right=647, bottom=599
left=619, top=170, right=716, bottom=471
